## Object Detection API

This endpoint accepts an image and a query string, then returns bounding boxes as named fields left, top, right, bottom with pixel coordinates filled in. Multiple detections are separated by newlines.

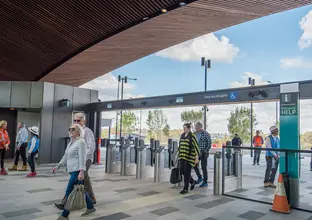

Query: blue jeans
left=62, top=171, right=94, bottom=217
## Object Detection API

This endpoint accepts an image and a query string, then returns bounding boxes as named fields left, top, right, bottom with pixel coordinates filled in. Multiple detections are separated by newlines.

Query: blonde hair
left=70, top=123, right=85, bottom=138
left=0, top=120, right=7, bottom=128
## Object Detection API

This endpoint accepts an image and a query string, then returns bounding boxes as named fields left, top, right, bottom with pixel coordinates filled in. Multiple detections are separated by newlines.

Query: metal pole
left=139, top=110, right=142, bottom=138
left=119, top=78, right=124, bottom=139
left=203, top=62, right=207, bottom=130
left=115, top=80, right=120, bottom=139
left=276, top=101, right=278, bottom=125
left=250, top=102, right=253, bottom=157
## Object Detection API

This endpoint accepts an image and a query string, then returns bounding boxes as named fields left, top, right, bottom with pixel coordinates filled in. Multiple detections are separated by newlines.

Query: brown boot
left=18, top=165, right=27, bottom=171
left=8, top=165, right=18, bottom=171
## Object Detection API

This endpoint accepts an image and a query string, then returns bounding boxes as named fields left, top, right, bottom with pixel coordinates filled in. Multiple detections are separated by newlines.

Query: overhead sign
left=204, top=91, right=238, bottom=101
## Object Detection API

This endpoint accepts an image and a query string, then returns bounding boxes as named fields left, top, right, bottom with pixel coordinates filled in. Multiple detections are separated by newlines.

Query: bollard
left=214, top=152, right=222, bottom=195
left=154, top=140, right=165, bottom=183
left=120, top=138, right=127, bottom=176
left=233, top=150, right=242, bottom=189
left=136, top=139, right=145, bottom=179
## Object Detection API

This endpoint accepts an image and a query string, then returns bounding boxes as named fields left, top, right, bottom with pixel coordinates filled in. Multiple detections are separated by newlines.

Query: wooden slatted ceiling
left=1, top=0, right=311, bottom=86
left=0, top=0, right=178, bottom=81
left=42, top=0, right=312, bottom=86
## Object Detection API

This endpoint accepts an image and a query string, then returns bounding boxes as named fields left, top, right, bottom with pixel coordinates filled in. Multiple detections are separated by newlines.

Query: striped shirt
left=16, top=126, right=28, bottom=148
left=178, top=132, right=200, bottom=167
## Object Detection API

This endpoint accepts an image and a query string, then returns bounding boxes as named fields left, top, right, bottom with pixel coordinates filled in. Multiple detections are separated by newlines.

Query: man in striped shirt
left=9, top=122, right=28, bottom=171
left=194, top=122, right=212, bottom=187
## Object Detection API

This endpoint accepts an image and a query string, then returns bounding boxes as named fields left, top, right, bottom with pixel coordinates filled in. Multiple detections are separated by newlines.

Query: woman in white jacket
left=52, top=124, right=95, bottom=220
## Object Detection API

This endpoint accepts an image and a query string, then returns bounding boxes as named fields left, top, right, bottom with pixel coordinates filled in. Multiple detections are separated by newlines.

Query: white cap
left=270, top=125, right=278, bottom=134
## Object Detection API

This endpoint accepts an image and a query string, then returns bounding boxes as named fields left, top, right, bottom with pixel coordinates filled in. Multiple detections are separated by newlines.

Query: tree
left=301, top=132, right=312, bottom=150
left=163, top=123, right=170, bottom=138
left=122, top=111, right=137, bottom=135
left=181, top=110, right=203, bottom=129
left=227, top=107, right=258, bottom=145
left=145, top=109, right=168, bottom=140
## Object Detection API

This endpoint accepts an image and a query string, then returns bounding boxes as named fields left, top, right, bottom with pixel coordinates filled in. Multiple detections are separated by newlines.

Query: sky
left=81, top=5, right=312, bottom=134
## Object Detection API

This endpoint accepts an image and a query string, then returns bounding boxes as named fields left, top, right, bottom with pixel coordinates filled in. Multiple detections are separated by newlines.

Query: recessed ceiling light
left=161, top=9, right=167, bottom=13
left=143, top=17, right=149, bottom=21
left=179, top=2, right=186, bottom=6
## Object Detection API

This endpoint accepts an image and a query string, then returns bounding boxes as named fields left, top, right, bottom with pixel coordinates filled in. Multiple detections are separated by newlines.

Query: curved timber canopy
left=1, top=0, right=311, bottom=86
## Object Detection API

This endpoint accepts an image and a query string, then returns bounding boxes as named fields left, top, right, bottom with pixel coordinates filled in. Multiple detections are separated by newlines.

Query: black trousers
left=14, top=142, right=27, bottom=166
left=194, top=153, right=208, bottom=182
left=180, top=159, right=194, bottom=190
left=0, top=149, right=5, bottom=169
left=28, top=151, right=38, bottom=172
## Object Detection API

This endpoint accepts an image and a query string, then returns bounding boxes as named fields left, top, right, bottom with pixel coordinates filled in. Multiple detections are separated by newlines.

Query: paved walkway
left=0, top=160, right=312, bottom=220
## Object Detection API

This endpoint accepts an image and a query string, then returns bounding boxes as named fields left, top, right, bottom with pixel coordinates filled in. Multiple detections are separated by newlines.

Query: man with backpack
left=253, top=130, right=264, bottom=165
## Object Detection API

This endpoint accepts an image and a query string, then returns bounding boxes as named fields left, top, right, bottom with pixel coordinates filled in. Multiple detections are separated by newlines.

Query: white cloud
left=280, top=57, right=312, bottom=68
left=230, top=72, right=269, bottom=88
left=156, top=33, right=239, bottom=63
left=299, top=10, right=312, bottom=49
left=80, top=72, right=145, bottom=101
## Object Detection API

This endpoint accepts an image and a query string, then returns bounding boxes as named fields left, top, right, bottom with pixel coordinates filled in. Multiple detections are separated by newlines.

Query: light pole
left=267, top=81, right=278, bottom=125
left=201, top=57, right=211, bottom=130
left=119, top=76, right=138, bottom=139
left=115, top=76, right=121, bottom=140
left=248, top=77, right=255, bottom=158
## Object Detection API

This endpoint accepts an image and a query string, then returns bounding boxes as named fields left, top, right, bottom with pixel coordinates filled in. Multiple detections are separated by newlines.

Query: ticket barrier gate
left=105, top=138, right=124, bottom=174
left=121, top=138, right=138, bottom=176
left=168, top=139, right=179, bottom=169
left=136, top=139, right=154, bottom=179
left=153, top=139, right=166, bottom=183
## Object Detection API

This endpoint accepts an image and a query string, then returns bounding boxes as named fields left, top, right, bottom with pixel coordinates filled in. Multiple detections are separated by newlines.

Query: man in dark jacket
left=232, top=133, right=242, bottom=146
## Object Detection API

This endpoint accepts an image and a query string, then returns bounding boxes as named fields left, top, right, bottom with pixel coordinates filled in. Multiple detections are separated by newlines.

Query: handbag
left=170, top=157, right=182, bottom=184
left=64, top=181, right=86, bottom=211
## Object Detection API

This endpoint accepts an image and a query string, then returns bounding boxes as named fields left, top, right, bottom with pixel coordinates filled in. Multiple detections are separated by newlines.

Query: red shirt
left=0, top=128, right=10, bottom=149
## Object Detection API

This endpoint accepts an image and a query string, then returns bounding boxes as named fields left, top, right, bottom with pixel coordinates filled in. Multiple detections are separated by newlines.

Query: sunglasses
left=73, top=120, right=81, bottom=123
left=69, top=128, right=76, bottom=132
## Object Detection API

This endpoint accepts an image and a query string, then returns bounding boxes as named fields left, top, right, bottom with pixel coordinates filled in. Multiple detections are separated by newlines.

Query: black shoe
left=257, top=163, right=260, bottom=165
left=252, top=163, right=255, bottom=166
left=180, top=189, right=188, bottom=194
left=54, top=203, right=64, bottom=210
left=190, top=182, right=196, bottom=191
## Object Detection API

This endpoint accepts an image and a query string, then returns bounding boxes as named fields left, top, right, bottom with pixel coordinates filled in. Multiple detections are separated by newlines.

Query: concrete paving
left=0, top=154, right=311, bottom=220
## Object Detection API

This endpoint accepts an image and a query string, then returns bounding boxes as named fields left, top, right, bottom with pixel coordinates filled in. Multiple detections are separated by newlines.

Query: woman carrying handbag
left=52, top=124, right=95, bottom=220
left=177, top=123, right=200, bottom=194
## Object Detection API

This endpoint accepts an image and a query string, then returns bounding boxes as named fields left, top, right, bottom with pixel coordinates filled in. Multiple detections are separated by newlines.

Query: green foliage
left=122, top=111, right=137, bottom=135
left=146, top=109, right=168, bottom=140
left=163, top=124, right=170, bottom=137
left=181, top=110, right=203, bottom=128
left=227, top=107, right=258, bottom=144
left=301, top=132, right=312, bottom=150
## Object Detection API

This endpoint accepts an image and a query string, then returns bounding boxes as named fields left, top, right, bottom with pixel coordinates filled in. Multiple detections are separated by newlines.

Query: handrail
left=223, top=145, right=312, bottom=154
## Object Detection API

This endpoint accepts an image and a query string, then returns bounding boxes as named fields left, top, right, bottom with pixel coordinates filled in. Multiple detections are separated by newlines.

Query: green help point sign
left=280, top=93, right=298, bottom=116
